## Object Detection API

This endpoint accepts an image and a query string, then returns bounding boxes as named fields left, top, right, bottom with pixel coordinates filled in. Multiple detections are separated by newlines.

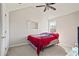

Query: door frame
left=0, top=3, right=9, bottom=56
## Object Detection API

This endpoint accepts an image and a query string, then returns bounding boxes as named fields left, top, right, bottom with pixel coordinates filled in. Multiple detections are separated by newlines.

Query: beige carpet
left=6, top=44, right=67, bottom=56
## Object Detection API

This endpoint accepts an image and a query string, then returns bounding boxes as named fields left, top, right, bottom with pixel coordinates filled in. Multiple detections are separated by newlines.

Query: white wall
left=39, top=11, right=79, bottom=47
left=55, top=12, right=78, bottom=47
left=38, top=18, right=48, bottom=32
left=9, top=7, right=40, bottom=46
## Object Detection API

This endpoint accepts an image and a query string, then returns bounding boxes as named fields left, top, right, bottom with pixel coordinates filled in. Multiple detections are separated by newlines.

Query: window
left=48, top=20, right=56, bottom=32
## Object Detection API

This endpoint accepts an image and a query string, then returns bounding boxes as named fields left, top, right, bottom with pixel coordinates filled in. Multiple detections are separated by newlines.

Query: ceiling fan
left=36, top=3, right=56, bottom=12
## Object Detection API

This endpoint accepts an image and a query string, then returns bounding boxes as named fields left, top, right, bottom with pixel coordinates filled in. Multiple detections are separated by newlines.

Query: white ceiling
left=5, top=3, right=43, bottom=12
left=5, top=3, right=79, bottom=19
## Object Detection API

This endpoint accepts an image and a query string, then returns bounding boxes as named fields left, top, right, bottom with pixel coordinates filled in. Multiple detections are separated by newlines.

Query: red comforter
left=27, top=32, right=59, bottom=55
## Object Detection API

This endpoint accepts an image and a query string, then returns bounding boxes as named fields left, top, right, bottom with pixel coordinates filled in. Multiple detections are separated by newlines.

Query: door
left=5, top=12, right=9, bottom=55
left=0, top=3, right=9, bottom=56
left=0, top=3, right=6, bottom=56
left=78, top=27, right=79, bottom=55
left=0, top=3, right=2, bottom=56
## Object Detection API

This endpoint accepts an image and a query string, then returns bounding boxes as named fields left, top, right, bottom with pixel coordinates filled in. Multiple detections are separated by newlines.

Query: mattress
left=47, top=39, right=59, bottom=47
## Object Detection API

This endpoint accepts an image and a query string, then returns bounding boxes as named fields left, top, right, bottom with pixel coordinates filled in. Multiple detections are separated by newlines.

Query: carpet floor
left=6, top=44, right=67, bottom=56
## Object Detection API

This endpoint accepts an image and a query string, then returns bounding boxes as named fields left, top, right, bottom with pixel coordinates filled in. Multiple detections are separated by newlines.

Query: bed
left=26, top=32, right=59, bottom=55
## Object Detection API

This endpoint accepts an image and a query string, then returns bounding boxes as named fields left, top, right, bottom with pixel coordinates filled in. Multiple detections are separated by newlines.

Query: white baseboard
left=9, top=42, right=29, bottom=48
left=59, top=43, right=74, bottom=48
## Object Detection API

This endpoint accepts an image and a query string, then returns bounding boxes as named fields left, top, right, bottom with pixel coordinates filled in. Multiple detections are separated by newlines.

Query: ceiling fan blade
left=46, top=3, right=55, bottom=5
left=36, top=5, right=45, bottom=7
left=48, top=6, right=56, bottom=10
left=44, top=7, right=47, bottom=12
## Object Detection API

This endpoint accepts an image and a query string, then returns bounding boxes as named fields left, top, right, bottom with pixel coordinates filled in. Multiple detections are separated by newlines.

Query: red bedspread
left=27, top=32, right=59, bottom=55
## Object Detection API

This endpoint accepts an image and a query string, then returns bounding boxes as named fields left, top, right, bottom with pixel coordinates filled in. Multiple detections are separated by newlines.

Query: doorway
left=78, top=27, right=79, bottom=55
